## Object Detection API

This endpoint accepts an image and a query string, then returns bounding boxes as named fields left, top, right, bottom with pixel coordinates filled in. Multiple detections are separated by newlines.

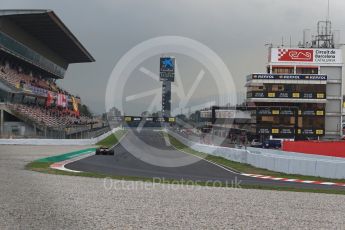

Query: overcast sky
left=2, top=0, right=345, bottom=115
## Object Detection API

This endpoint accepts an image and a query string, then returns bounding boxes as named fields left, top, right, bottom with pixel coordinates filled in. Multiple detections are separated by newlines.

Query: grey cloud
left=2, top=0, right=345, bottom=114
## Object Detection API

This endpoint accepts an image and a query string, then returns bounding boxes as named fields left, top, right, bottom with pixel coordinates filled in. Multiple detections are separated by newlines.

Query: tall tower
left=162, top=81, right=171, bottom=117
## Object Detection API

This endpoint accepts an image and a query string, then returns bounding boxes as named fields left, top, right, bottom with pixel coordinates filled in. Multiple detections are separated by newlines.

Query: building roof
left=0, top=9, right=95, bottom=63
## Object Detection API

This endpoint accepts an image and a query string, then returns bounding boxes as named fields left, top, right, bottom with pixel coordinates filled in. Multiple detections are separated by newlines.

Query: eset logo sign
left=278, top=49, right=313, bottom=62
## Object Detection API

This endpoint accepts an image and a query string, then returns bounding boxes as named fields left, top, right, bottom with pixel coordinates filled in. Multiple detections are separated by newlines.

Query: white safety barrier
left=167, top=130, right=345, bottom=179
left=0, top=127, right=121, bottom=146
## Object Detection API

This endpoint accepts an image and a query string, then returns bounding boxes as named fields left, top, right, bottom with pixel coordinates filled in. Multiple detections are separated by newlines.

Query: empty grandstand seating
left=0, top=63, right=78, bottom=98
left=6, top=103, right=94, bottom=128
left=0, top=60, right=94, bottom=131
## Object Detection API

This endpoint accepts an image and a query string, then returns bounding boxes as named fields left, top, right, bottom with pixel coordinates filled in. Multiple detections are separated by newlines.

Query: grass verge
left=96, top=130, right=127, bottom=148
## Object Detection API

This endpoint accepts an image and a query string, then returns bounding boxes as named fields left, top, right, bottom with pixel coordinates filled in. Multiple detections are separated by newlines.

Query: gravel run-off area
left=0, top=145, right=345, bottom=229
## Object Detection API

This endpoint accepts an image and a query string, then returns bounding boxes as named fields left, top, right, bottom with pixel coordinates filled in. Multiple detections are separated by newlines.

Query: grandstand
left=0, top=10, right=102, bottom=138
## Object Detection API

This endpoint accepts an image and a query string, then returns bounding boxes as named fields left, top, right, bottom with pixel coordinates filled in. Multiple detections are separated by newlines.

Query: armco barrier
left=167, top=130, right=345, bottom=179
left=0, top=127, right=121, bottom=146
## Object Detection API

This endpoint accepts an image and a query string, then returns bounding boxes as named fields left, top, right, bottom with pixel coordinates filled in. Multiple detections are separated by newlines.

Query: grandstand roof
left=0, top=9, right=95, bottom=63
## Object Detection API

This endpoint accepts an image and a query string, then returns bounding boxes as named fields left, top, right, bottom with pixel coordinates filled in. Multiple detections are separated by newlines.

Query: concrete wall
left=3, top=121, right=36, bottom=137
left=168, top=130, right=345, bottom=179
left=0, top=127, right=121, bottom=146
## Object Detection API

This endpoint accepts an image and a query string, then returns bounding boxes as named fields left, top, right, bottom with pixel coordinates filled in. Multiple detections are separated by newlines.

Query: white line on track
left=50, top=151, right=95, bottom=172
left=169, top=143, right=240, bottom=175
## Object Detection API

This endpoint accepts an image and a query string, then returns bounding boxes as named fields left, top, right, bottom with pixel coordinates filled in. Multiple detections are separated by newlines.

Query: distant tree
left=102, top=112, right=107, bottom=120
left=79, top=104, right=92, bottom=117
left=152, top=111, right=162, bottom=117
left=108, top=107, right=121, bottom=116
left=176, top=114, right=188, bottom=122
left=141, top=111, right=151, bottom=117
left=189, top=110, right=201, bottom=123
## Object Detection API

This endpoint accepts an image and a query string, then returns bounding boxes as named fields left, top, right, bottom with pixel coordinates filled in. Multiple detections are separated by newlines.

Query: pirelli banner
left=298, top=110, right=325, bottom=116
left=256, top=108, right=325, bottom=116
left=248, top=91, right=326, bottom=99
left=270, top=48, right=342, bottom=64
left=257, top=108, right=296, bottom=116
left=123, top=116, right=176, bottom=123
left=257, top=127, right=324, bottom=136
left=256, top=127, right=295, bottom=136
left=298, top=128, right=324, bottom=136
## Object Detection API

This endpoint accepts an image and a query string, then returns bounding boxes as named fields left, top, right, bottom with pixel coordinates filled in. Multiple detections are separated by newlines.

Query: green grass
left=96, top=130, right=127, bottom=148
left=167, top=134, right=345, bottom=184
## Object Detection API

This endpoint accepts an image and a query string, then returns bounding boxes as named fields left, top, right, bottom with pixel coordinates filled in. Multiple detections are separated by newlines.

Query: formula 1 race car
left=95, top=146, right=115, bottom=155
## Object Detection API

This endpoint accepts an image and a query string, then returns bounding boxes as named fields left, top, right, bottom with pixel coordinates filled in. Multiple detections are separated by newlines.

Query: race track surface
left=66, top=129, right=345, bottom=191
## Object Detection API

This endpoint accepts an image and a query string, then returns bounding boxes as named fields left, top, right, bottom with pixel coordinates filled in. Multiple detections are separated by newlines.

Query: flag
left=71, top=96, right=79, bottom=115
left=46, top=91, right=53, bottom=107
left=61, top=94, right=67, bottom=108
left=57, top=94, right=67, bottom=107
left=57, top=94, right=61, bottom=106
left=57, top=94, right=62, bottom=107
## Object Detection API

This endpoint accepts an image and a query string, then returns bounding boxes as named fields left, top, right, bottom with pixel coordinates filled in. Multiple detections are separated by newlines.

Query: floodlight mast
left=327, top=0, right=330, bottom=21
left=312, top=0, right=335, bottom=48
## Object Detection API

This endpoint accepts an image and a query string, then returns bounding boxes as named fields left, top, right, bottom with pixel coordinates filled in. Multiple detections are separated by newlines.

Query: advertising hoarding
left=247, top=91, right=326, bottom=99
left=270, top=48, right=342, bottom=64
left=256, top=127, right=324, bottom=136
left=251, top=74, right=327, bottom=81
left=256, top=108, right=324, bottom=116
left=160, top=57, right=175, bottom=82
left=123, top=116, right=176, bottom=123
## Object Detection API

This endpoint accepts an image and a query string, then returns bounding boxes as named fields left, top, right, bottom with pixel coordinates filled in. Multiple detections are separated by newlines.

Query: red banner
left=278, top=49, right=313, bottom=62
left=46, top=92, right=53, bottom=107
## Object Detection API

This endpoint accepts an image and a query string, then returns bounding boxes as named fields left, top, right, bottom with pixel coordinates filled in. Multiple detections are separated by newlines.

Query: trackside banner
left=270, top=48, right=342, bottom=64
left=251, top=74, right=327, bottom=80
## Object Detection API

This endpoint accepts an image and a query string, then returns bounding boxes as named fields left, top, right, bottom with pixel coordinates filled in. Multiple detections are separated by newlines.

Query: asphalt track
left=66, top=129, right=345, bottom=191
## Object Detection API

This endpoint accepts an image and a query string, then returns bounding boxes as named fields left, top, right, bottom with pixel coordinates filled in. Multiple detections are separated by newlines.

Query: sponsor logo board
left=270, top=48, right=342, bottom=64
